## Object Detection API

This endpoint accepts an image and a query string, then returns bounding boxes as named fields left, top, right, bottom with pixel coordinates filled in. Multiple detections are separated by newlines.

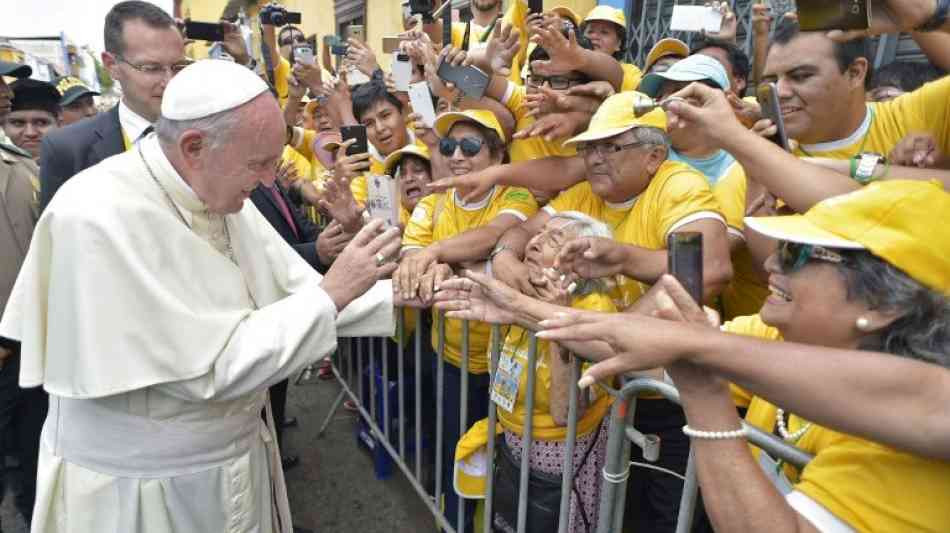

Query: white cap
left=161, top=59, right=269, bottom=120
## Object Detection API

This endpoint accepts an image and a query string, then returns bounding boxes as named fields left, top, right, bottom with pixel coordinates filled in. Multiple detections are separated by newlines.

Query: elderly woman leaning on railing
left=444, top=212, right=624, bottom=533
left=534, top=181, right=950, bottom=533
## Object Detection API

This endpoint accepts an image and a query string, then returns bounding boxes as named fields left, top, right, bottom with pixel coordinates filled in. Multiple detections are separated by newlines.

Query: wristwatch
left=851, top=152, right=885, bottom=184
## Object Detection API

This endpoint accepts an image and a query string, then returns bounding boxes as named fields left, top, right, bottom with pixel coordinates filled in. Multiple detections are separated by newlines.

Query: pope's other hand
left=320, top=219, right=400, bottom=311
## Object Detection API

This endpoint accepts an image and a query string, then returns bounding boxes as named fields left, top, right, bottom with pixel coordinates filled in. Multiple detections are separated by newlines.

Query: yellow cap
left=745, top=180, right=950, bottom=295
left=551, top=6, right=582, bottom=26
left=644, top=38, right=690, bottom=73
left=435, top=109, right=506, bottom=143
left=382, top=143, right=431, bottom=176
left=564, top=91, right=667, bottom=146
left=583, top=5, right=626, bottom=29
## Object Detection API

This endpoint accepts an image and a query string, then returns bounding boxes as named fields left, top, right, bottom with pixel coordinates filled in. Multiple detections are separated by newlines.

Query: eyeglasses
left=778, top=241, right=845, bottom=273
left=576, top=141, right=649, bottom=158
left=527, top=74, right=585, bottom=90
left=439, top=136, right=484, bottom=158
left=117, top=56, right=189, bottom=77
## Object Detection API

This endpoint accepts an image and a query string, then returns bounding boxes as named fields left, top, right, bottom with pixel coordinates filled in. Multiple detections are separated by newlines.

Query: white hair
left=154, top=105, right=244, bottom=151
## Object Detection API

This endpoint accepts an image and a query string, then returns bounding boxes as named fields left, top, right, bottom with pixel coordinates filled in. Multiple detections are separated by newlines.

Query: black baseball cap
left=0, top=60, right=32, bottom=78
left=10, top=78, right=61, bottom=115
left=53, top=76, right=100, bottom=106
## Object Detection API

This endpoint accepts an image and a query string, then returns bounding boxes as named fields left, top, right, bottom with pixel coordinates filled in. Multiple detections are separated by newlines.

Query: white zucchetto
left=161, top=59, right=269, bottom=120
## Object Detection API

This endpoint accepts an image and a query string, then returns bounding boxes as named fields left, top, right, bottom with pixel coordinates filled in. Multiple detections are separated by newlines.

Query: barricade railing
left=316, top=308, right=814, bottom=533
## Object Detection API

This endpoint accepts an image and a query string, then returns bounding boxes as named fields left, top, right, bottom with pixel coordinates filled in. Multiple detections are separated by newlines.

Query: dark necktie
left=267, top=185, right=299, bottom=239
left=137, top=126, right=154, bottom=143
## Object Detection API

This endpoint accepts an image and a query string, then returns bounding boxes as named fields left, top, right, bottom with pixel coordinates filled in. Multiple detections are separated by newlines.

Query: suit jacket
left=39, top=105, right=124, bottom=210
left=251, top=183, right=328, bottom=274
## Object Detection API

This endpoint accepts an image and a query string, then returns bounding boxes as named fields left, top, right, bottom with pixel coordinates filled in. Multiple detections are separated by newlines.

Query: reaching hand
left=407, top=111, right=439, bottom=150
left=332, top=139, right=371, bottom=182
left=554, top=237, right=628, bottom=280
left=316, top=77, right=354, bottom=129
left=318, top=171, right=363, bottom=234
left=321, top=220, right=401, bottom=311
left=275, top=159, right=299, bottom=190
left=345, top=38, right=380, bottom=76
left=432, top=269, right=522, bottom=324
left=427, top=167, right=499, bottom=202
left=394, top=247, right=439, bottom=300
left=418, top=262, right=454, bottom=305
left=889, top=132, right=942, bottom=168
left=485, top=23, right=521, bottom=77
left=316, top=220, right=355, bottom=265
left=566, top=80, right=616, bottom=101
left=293, top=60, right=324, bottom=94
left=491, top=251, right=541, bottom=298
left=529, top=20, right=584, bottom=77
left=664, top=82, right=748, bottom=149
left=514, top=110, right=588, bottom=141
left=703, top=1, right=738, bottom=42
left=532, top=267, right=573, bottom=306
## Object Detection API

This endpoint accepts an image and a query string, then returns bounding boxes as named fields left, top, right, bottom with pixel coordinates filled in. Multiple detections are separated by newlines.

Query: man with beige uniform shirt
left=0, top=59, right=402, bottom=533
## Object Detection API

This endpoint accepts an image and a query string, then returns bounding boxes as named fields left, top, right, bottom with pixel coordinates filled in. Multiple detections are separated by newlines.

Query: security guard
left=0, top=59, right=45, bottom=531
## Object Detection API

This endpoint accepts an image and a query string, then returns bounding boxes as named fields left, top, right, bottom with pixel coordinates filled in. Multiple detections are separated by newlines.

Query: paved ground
left=1, top=369, right=435, bottom=533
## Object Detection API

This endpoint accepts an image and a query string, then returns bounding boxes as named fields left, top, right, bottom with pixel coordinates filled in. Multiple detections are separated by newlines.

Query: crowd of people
left=1, top=0, right=950, bottom=532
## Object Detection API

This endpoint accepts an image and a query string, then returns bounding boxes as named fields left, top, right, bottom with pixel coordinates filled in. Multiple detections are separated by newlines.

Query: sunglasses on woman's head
left=439, top=136, right=484, bottom=157
left=280, top=35, right=306, bottom=46
left=778, top=241, right=845, bottom=273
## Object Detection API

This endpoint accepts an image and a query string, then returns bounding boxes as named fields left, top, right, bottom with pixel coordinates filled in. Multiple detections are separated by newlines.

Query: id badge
left=491, top=349, right=524, bottom=413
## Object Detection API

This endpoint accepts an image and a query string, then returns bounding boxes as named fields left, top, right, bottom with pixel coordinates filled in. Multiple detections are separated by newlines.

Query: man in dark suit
left=39, top=1, right=185, bottom=209
left=251, top=177, right=352, bottom=470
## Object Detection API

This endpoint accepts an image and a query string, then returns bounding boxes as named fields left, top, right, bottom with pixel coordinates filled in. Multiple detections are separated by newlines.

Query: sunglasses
left=778, top=241, right=845, bottom=273
left=280, top=35, right=307, bottom=46
left=439, top=136, right=484, bottom=158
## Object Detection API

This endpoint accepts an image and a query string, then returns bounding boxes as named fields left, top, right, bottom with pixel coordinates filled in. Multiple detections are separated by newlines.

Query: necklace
left=775, top=408, right=811, bottom=442
left=137, top=144, right=258, bottom=308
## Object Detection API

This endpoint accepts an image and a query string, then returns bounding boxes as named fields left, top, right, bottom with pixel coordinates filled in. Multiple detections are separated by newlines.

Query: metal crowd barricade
left=317, top=308, right=814, bottom=533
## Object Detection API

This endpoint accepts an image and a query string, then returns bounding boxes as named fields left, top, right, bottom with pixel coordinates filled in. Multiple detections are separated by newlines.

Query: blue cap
left=638, top=54, right=730, bottom=98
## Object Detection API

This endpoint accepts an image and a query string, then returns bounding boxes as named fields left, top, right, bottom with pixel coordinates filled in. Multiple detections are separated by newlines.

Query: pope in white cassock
left=0, top=59, right=402, bottom=533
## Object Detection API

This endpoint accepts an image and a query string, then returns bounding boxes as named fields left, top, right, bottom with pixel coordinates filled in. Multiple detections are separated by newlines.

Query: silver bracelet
left=682, top=424, right=748, bottom=440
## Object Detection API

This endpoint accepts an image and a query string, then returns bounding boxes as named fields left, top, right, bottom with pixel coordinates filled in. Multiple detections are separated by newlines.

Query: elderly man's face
left=579, top=128, right=663, bottom=204
left=3, top=109, right=59, bottom=159
left=104, top=18, right=186, bottom=123
left=189, top=95, right=286, bottom=214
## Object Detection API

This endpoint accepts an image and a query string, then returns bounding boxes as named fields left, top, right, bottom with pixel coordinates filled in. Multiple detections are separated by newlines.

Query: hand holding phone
left=436, top=60, right=489, bottom=99
left=294, top=45, right=315, bottom=65
left=756, top=82, right=792, bottom=152
left=797, top=0, right=870, bottom=31
left=340, top=125, right=369, bottom=156
left=408, top=81, right=437, bottom=128
left=392, top=53, right=412, bottom=91
left=184, top=20, right=225, bottom=42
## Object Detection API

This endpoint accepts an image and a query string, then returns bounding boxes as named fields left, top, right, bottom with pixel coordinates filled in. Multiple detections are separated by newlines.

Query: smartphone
left=392, top=53, right=412, bottom=91
left=797, top=0, right=870, bottom=32
left=340, top=125, right=368, bottom=156
left=293, top=45, right=314, bottom=65
left=327, top=35, right=349, bottom=56
left=382, top=36, right=409, bottom=53
left=184, top=20, right=225, bottom=42
left=757, top=82, right=792, bottom=151
left=408, top=81, right=437, bottom=127
left=347, top=24, right=365, bottom=43
left=528, top=0, right=544, bottom=15
left=667, top=232, right=704, bottom=305
left=436, top=60, right=490, bottom=99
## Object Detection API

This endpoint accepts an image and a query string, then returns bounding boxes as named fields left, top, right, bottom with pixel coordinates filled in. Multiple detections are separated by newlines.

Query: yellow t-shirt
left=274, top=56, right=292, bottom=109
left=546, top=160, right=724, bottom=310
left=721, top=314, right=781, bottom=408
left=351, top=137, right=429, bottom=206
left=281, top=145, right=312, bottom=183
left=503, top=82, right=578, bottom=162
left=724, top=314, right=950, bottom=532
left=451, top=21, right=490, bottom=50
left=496, top=292, right=615, bottom=441
left=795, top=76, right=950, bottom=159
left=402, top=187, right=539, bottom=373
left=621, top=62, right=644, bottom=92
left=712, top=163, right=770, bottom=320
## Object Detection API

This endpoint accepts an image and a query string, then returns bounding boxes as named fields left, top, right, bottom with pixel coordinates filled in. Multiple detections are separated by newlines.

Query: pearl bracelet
left=682, top=424, right=748, bottom=440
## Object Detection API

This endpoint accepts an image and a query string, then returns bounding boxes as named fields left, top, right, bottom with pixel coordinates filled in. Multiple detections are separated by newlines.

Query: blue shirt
left=669, top=149, right=736, bottom=186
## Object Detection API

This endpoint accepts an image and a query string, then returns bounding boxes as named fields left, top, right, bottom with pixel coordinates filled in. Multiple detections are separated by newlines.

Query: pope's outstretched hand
left=320, top=219, right=400, bottom=310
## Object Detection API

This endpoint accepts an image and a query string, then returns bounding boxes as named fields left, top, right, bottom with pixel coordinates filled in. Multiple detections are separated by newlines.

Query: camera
left=409, top=0, right=434, bottom=22
left=259, top=4, right=302, bottom=27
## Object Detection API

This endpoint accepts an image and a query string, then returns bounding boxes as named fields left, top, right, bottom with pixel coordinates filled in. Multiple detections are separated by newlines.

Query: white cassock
left=0, top=134, right=394, bottom=533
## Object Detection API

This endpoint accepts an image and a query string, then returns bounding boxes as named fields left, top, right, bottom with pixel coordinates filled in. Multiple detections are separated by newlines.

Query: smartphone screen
left=392, top=53, right=412, bottom=91
left=348, top=24, right=365, bottom=43
left=340, top=125, right=368, bottom=156
left=668, top=232, right=704, bottom=305
left=184, top=20, right=225, bottom=42
left=797, top=0, right=870, bottom=31
left=436, top=60, right=489, bottom=99
left=757, top=82, right=792, bottom=152
left=408, top=81, right=437, bottom=127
